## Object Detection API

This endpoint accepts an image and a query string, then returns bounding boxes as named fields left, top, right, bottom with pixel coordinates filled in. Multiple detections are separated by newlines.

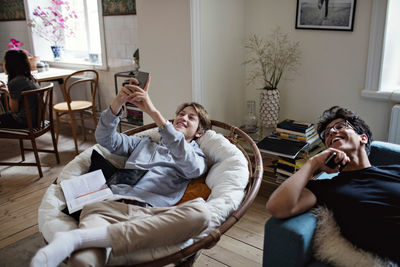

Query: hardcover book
left=256, top=136, right=309, bottom=159
left=276, top=119, right=314, bottom=133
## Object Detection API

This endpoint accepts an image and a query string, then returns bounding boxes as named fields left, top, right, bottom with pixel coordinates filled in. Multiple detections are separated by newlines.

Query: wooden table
left=0, top=67, right=76, bottom=84
left=0, top=68, right=77, bottom=113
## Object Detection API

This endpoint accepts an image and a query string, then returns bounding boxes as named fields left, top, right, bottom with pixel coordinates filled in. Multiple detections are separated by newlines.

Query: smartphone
left=132, top=71, right=149, bottom=89
left=324, top=152, right=338, bottom=169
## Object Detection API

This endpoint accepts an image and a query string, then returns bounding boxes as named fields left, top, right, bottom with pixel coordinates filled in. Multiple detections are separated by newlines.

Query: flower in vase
left=27, top=0, right=78, bottom=46
left=7, top=38, right=32, bottom=56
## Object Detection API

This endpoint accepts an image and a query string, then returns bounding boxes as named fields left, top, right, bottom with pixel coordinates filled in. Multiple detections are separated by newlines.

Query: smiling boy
left=31, top=76, right=212, bottom=267
left=266, top=106, right=400, bottom=264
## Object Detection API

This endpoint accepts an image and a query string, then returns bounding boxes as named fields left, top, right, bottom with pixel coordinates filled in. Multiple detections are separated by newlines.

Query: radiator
left=388, top=104, right=400, bottom=144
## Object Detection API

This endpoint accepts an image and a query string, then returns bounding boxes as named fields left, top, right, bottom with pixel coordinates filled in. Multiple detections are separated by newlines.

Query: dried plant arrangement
left=244, top=27, right=301, bottom=90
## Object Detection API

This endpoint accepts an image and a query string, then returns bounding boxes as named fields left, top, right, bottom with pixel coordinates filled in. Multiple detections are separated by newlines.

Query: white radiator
left=388, top=104, right=400, bottom=144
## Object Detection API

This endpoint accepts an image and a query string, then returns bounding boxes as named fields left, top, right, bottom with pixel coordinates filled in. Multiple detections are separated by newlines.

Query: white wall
left=0, top=20, right=32, bottom=60
left=97, top=15, right=139, bottom=111
left=200, top=0, right=246, bottom=125
left=136, top=0, right=192, bottom=124
left=242, top=0, right=393, bottom=141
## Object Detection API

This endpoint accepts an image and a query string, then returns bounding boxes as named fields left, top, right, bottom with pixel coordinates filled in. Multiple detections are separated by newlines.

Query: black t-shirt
left=307, top=165, right=400, bottom=263
left=8, top=75, right=40, bottom=127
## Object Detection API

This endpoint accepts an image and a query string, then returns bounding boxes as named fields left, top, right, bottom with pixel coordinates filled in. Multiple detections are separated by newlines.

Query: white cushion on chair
left=38, top=129, right=249, bottom=265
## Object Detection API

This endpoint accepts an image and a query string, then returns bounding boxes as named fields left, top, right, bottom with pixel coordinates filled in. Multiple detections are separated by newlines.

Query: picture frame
left=102, top=0, right=136, bottom=16
left=0, top=0, right=26, bottom=21
left=295, top=0, right=356, bottom=31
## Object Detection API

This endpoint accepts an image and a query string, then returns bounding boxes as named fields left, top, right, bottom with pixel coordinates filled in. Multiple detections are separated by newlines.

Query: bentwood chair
left=53, top=69, right=99, bottom=155
left=0, top=80, right=10, bottom=112
left=0, top=83, right=60, bottom=178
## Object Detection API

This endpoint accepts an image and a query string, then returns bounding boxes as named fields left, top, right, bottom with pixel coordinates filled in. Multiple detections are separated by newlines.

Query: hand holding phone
left=131, top=71, right=149, bottom=89
left=324, top=152, right=348, bottom=171
left=324, top=152, right=338, bottom=169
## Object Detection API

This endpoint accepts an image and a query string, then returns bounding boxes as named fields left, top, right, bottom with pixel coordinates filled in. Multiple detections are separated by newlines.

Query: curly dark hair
left=317, top=106, right=372, bottom=154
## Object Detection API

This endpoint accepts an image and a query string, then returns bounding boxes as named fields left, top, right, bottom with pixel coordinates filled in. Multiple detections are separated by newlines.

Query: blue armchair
left=263, top=141, right=400, bottom=267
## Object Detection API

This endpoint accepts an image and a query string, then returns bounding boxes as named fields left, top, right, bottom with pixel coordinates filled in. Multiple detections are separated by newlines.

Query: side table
left=237, top=130, right=280, bottom=198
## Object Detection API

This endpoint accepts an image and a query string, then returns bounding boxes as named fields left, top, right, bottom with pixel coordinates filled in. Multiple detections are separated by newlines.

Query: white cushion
left=38, top=129, right=249, bottom=265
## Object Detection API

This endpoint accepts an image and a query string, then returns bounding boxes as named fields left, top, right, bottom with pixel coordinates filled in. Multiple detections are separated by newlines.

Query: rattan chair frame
left=118, top=119, right=264, bottom=267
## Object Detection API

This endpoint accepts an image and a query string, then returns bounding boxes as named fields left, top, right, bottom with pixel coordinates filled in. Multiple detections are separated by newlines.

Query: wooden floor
left=0, top=124, right=271, bottom=266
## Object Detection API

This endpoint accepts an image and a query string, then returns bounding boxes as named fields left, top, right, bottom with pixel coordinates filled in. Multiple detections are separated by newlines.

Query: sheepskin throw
left=312, top=206, right=397, bottom=267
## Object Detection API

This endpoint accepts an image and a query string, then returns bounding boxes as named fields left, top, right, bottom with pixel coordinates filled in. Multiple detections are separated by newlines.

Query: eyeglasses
left=319, top=120, right=355, bottom=142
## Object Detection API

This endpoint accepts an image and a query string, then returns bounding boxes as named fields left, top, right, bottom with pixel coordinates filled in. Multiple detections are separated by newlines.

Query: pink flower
left=7, top=38, right=31, bottom=56
left=28, top=1, right=77, bottom=45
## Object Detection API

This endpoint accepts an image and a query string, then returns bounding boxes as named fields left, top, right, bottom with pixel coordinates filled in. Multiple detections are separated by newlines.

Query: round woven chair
left=38, top=119, right=263, bottom=266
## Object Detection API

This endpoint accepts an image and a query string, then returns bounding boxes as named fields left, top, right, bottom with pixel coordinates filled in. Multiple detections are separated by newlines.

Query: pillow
left=175, top=175, right=211, bottom=205
left=312, top=206, right=396, bottom=267
left=89, top=149, right=117, bottom=179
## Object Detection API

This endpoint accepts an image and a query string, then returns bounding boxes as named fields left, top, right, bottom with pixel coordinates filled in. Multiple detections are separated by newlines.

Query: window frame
left=24, top=0, right=108, bottom=70
left=362, top=0, right=400, bottom=102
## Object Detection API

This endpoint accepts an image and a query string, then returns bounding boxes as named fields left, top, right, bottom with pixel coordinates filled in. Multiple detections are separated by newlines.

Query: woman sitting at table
left=0, top=50, right=40, bottom=129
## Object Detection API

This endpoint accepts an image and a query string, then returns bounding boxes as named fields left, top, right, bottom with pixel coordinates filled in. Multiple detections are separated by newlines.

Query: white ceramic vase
left=260, top=89, right=280, bottom=128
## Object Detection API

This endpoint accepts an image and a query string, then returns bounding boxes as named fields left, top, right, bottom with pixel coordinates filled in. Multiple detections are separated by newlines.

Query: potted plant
left=243, top=27, right=301, bottom=128
left=27, top=1, right=77, bottom=61
left=8, top=38, right=39, bottom=70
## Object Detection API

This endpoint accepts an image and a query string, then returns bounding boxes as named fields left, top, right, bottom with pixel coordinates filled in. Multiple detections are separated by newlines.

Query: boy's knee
left=68, top=248, right=107, bottom=267
left=180, top=198, right=211, bottom=228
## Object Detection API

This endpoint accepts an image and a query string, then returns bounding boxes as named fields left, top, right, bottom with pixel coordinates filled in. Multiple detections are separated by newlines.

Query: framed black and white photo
left=295, top=0, right=356, bottom=31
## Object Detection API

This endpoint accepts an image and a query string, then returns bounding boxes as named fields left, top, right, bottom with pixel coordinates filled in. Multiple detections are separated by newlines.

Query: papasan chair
left=37, top=120, right=263, bottom=266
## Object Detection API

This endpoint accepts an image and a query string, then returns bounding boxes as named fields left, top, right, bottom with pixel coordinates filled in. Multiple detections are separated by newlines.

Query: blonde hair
left=176, top=102, right=211, bottom=134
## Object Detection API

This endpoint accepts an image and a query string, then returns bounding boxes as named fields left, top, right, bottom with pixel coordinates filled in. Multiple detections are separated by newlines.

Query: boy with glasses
left=266, top=106, right=400, bottom=264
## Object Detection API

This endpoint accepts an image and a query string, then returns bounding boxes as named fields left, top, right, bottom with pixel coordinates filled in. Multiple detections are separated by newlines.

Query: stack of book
left=257, top=119, right=325, bottom=184
left=272, top=119, right=321, bottom=150
left=124, top=103, right=143, bottom=126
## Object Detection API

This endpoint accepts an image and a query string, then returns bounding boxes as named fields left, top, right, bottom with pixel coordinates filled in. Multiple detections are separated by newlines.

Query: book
left=60, top=170, right=114, bottom=214
left=124, top=104, right=143, bottom=126
left=278, top=157, right=306, bottom=168
left=276, top=162, right=297, bottom=173
left=275, top=127, right=316, bottom=138
left=298, top=142, right=325, bottom=158
left=275, top=173, right=289, bottom=184
left=272, top=131, right=319, bottom=144
left=276, top=168, right=294, bottom=177
left=276, top=119, right=314, bottom=133
left=256, top=136, right=309, bottom=159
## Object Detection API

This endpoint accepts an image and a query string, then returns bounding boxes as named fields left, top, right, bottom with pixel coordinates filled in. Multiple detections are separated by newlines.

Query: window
left=362, top=0, right=400, bottom=101
left=380, top=0, right=400, bottom=92
left=25, top=0, right=107, bottom=68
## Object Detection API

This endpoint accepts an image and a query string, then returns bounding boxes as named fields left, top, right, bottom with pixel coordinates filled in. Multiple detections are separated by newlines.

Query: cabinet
left=114, top=71, right=144, bottom=130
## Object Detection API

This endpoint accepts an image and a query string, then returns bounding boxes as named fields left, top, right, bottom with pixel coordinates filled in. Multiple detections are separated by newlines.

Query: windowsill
left=48, top=59, right=107, bottom=71
left=361, top=89, right=400, bottom=102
